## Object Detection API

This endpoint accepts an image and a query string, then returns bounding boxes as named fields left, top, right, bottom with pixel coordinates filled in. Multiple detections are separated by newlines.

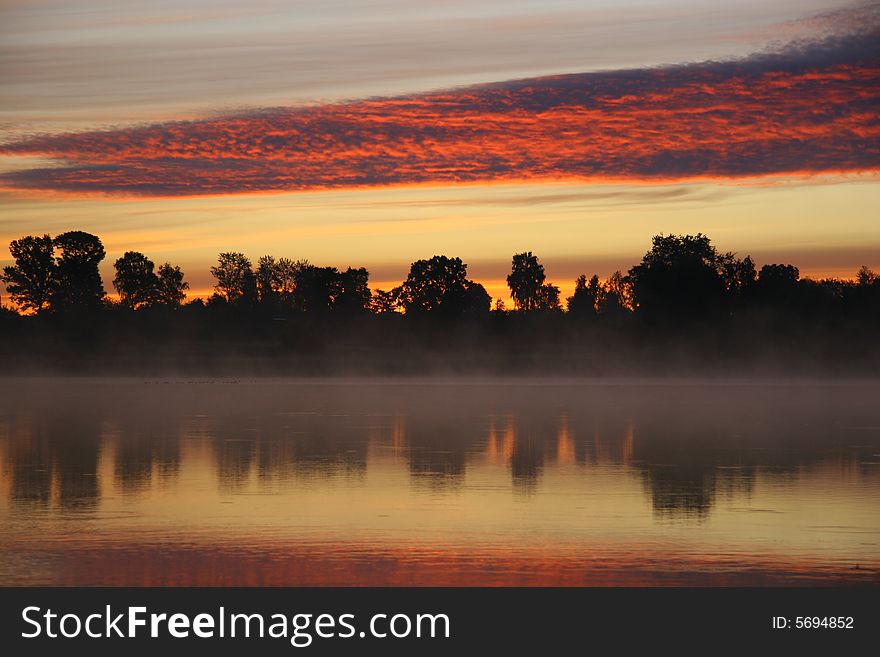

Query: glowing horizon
left=2, top=177, right=877, bottom=307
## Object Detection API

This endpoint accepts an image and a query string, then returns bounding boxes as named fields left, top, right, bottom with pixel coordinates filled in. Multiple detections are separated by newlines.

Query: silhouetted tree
left=856, top=265, right=877, bottom=286
left=507, top=251, right=545, bottom=311
left=113, top=251, right=158, bottom=309
left=250, top=258, right=371, bottom=313
left=567, top=274, right=603, bottom=317
left=755, top=264, right=800, bottom=304
left=851, top=265, right=880, bottom=321
left=752, top=263, right=805, bottom=319
left=399, top=255, right=486, bottom=315
left=1, top=234, right=55, bottom=313
left=256, top=255, right=283, bottom=306
left=537, top=283, right=561, bottom=311
left=276, top=258, right=301, bottom=304
left=601, top=270, right=634, bottom=314
left=155, top=263, right=189, bottom=307
left=52, top=231, right=106, bottom=310
left=286, top=258, right=310, bottom=295
left=210, top=252, right=256, bottom=305
left=335, top=267, right=371, bottom=314
left=371, top=288, right=400, bottom=314
left=721, top=253, right=757, bottom=299
left=463, top=281, right=492, bottom=314
left=628, top=234, right=725, bottom=321
left=758, top=263, right=799, bottom=288
left=293, top=265, right=339, bottom=312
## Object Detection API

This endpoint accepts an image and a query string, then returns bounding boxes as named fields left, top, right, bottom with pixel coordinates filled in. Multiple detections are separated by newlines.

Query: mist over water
left=1, top=377, right=878, bottom=585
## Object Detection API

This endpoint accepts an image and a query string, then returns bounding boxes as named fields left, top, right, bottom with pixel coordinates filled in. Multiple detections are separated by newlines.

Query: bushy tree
left=399, top=255, right=486, bottom=316
left=155, top=263, right=189, bottom=308
left=335, top=267, right=371, bottom=314
left=856, top=265, right=876, bottom=287
left=567, top=274, right=603, bottom=317
left=536, top=284, right=561, bottom=311
left=721, top=254, right=757, bottom=298
left=210, top=252, right=256, bottom=304
left=52, top=231, right=106, bottom=310
left=628, top=234, right=727, bottom=321
left=462, top=281, right=491, bottom=314
left=756, top=264, right=799, bottom=296
left=752, top=263, right=801, bottom=310
left=292, top=265, right=339, bottom=312
left=1, top=234, right=55, bottom=313
left=276, top=258, right=308, bottom=307
left=607, top=271, right=633, bottom=309
left=601, top=271, right=634, bottom=315
left=113, top=251, right=158, bottom=309
left=255, top=255, right=283, bottom=306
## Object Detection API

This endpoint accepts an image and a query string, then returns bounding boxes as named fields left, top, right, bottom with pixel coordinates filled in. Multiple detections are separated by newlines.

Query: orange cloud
left=2, top=30, right=878, bottom=198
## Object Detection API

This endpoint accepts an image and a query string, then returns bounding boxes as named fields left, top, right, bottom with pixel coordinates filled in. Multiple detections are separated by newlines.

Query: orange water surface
left=1, top=378, right=878, bottom=586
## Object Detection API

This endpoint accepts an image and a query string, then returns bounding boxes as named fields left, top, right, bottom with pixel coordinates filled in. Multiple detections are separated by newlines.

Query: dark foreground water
left=1, top=378, right=878, bottom=586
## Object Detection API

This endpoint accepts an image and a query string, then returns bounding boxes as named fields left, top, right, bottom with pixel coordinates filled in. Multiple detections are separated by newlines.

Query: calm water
left=1, top=378, right=878, bottom=586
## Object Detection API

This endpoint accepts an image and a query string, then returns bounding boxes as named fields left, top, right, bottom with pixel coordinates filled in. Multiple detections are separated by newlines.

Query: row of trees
left=1, top=232, right=105, bottom=313
left=209, top=253, right=373, bottom=314
left=0, top=232, right=189, bottom=313
left=2, top=231, right=878, bottom=321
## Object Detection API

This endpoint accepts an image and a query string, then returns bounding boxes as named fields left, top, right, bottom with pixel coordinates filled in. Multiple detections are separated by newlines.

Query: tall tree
left=259, top=257, right=308, bottom=309
left=293, top=265, right=339, bottom=312
left=155, top=263, right=189, bottom=307
left=276, top=258, right=301, bottom=304
left=113, top=251, right=158, bottom=309
left=256, top=255, right=283, bottom=306
left=720, top=253, right=757, bottom=299
left=567, top=274, right=603, bottom=317
left=210, top=252, right=256, bottom=304
left=335, top=267, right=372, bottom=314
left=52, top=231, right=106, bottom=310
left=1, top=234, right=55, bottom=313
left=603, top=271, right=634, bottom=313
left=507, top=252, right=546, bottom=311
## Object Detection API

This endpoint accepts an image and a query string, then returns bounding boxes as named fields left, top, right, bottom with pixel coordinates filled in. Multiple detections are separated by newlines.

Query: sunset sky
left=1, top=0, right=878, bottom=302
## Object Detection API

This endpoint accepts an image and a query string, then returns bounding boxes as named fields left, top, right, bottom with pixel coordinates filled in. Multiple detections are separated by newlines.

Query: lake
left=1, top=378, right=878, bottom=586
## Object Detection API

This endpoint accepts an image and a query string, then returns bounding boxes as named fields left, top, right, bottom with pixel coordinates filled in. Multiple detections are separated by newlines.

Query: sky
left=1, top=0, right=878, bottom=302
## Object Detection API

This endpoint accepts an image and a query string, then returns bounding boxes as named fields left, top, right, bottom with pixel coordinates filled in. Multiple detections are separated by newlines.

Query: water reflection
left=1, top=379, right=879, bottom=585
left=111, top=415, right=181, bottom=494
left=4, top=410, right=103, bottom=510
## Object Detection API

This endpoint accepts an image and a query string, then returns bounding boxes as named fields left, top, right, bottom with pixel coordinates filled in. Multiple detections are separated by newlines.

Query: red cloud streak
left=2, top=32, right=878, bottom=197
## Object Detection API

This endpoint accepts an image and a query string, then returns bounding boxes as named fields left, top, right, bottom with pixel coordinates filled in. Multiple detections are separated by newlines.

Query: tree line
left=0, top=232, right=188, bottom=314
left=2, top=230, right=878, bottom=324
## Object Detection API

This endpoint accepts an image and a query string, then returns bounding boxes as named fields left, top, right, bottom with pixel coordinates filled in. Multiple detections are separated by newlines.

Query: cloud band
left=2, top=30, right=878, bottom=197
